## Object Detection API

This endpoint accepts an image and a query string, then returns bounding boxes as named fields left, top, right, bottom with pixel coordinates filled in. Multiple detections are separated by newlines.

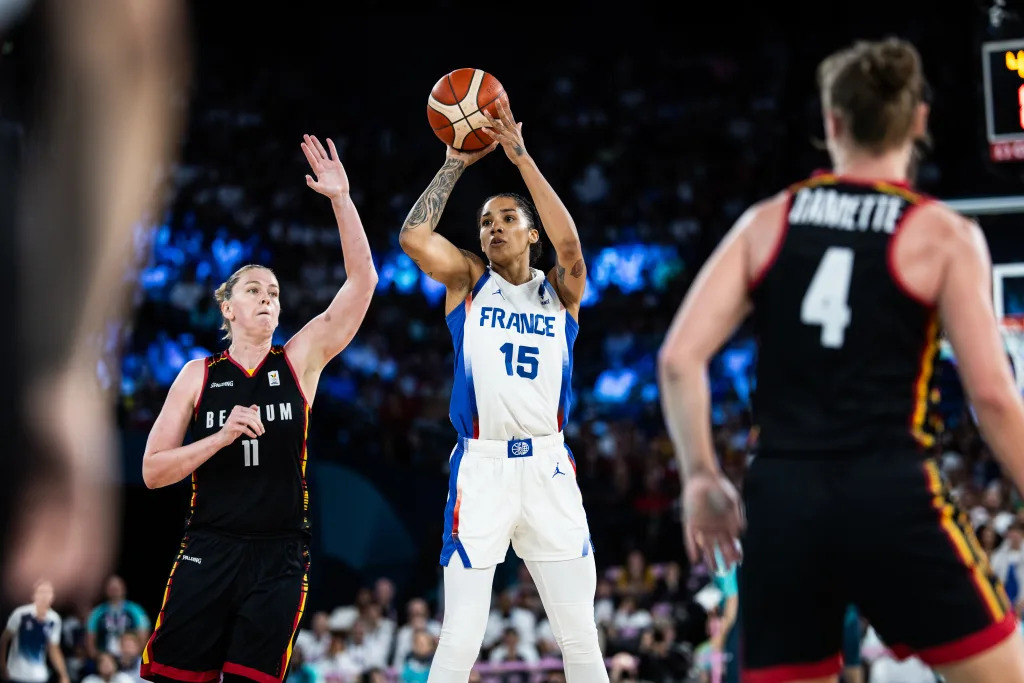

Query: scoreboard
left=984, top=38, right=1024, bottom=162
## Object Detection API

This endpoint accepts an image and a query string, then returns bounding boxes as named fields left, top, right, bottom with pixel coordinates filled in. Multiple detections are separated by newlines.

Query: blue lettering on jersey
left=478, top=307, right=556, bottom=337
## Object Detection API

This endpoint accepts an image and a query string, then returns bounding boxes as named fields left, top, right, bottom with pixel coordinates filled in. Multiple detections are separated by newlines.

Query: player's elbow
left=657, top=342, right=698, bottom=383
left=398, top=229, right=423, bottom=256
left=969, top=380, right=1020, bottom=420
left=347, top=266, right=378, bottom=295
left=363, top=266, right=379, bottom=290
left=142, top=457, right=167, bottom=489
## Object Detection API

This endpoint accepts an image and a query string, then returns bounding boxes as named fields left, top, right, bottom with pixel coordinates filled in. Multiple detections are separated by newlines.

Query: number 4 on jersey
left=800, top=247, right=854, bottom=349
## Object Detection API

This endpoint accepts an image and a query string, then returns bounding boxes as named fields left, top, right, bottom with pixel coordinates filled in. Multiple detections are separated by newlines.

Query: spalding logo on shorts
left=511, top=441, right=530, bottom=456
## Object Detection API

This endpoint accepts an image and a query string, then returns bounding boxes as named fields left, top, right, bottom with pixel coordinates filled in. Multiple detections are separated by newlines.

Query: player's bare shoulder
left=175, top=357, right=209, bottom=410
left=931, top=201, right=986, bottom=251
left=891, top=199, right=984, bottom=305
left=901, top=200, right=982, bottom=262
left=742, top=190, right=791, bottom=285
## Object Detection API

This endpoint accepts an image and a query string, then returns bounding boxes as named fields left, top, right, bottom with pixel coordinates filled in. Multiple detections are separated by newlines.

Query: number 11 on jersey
left=801, top=247, right=854, bottom=349
left=242, top=439, right=259, bottom=467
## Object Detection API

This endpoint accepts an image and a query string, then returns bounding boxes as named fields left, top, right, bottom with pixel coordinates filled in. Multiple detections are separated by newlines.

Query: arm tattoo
left=512, top=144, right=525, bottom=157
left=556, top=259, right=584, bottom=285
left=401, top=158, right=465, bottom=233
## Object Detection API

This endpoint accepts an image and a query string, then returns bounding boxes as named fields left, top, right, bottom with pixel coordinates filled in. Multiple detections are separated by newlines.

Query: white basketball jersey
left=446, top=267, right=578, bottom=440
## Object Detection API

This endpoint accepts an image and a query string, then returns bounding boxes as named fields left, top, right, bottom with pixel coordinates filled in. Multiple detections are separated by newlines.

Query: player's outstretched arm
left=939, top=217, right=1024, bottom=492
left=285, top=135, right=378, bottom=394
left=482, top=100, right=586, bottom=314
left=142, top=360, right=265, bottom=488
left=657, top=205, right=764, bottom=572
left=398, top=145, right=494, bottom=294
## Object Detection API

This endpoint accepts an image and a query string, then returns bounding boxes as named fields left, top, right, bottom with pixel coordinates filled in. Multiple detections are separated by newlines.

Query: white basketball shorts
left=439, top=432, right=594, bottom=569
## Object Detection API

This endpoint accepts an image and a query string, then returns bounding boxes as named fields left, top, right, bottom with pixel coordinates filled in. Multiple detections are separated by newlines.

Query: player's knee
left=433, top=631, right=485, bottom=669
left=550, top=605, right=602, bottom=661
left=433, top=614, right=489, bottom=669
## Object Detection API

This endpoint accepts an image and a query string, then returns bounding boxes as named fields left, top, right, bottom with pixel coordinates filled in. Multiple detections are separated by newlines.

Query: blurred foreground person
left=660, top=37, right=1024, bottom=683
left=0, top=0, right=188, bottom=603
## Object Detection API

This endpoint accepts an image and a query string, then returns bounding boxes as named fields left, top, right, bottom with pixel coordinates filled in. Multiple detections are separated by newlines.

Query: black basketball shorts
left=739, top=453, right=1016, bottom=683
left=141, top=531, right=309, bottom=683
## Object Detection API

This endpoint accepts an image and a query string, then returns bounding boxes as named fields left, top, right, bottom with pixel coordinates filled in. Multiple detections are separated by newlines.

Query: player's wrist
left=513, top=151, right=535, bottom=169
left=211, top=429, right=232, bottom=450
left=683, top=461, right=722, bottom=480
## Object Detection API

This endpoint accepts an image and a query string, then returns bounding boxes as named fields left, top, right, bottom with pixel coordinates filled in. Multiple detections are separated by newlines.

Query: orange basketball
left=426, top=68, right=507, bottom=152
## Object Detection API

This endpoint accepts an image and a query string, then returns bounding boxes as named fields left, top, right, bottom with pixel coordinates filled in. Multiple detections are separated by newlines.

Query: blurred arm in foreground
left=5, top=0, right=189, bottom=603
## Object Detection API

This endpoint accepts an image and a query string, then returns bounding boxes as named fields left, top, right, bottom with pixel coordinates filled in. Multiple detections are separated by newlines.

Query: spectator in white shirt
left=117, top=632, right=144, bottom=683
left=373, top=579, right=398, bottom=623
left=534, top=619, right=559, bottom=659
left=358, top=603, right=395, bottom=667
left=345, top=620, right=386, bottom=672
left=315, top=633, right=362, bottom=683
left=295, top=612, right=332, bottom=664
left=991, top=520, right=1024, bottom=609
left=971, top=483, right=1015, bottom=536
left=594, top=578, right=615, bottom=627
left=82, top=652, right=134, bottom=683
left=488, top=627, right=539, bottom=666
left=1, top=581, right=69, bottom=683
left=391, top=599, right=441, bottom=670
left=328, top=606, right=358, bottom=634
left=611, top=596, right=653, bottom=635
left=861, top=626, right=936, bottom=683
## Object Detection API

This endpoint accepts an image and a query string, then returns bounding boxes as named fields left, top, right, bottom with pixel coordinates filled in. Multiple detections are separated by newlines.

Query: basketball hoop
left=1000, top=314, right=1024, bottom=392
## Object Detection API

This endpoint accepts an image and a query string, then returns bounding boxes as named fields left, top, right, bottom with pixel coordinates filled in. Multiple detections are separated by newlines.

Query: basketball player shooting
left=658, top=38, right=1024, bottom=683
left=399, top=99, right=608, bottom=682
left=138, top=135, right=377, bottom=683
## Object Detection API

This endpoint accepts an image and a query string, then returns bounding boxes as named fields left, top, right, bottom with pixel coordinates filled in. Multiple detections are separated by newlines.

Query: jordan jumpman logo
left=552, top=464, right=567, bottom=478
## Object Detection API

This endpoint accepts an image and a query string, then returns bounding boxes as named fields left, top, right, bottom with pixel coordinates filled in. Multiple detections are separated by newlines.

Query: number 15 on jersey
left=801, top=247, right=854, bottom=349
left=500, top=343, right=540, bottom=380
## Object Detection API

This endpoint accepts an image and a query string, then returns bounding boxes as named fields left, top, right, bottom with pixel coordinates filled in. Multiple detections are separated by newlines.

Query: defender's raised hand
left=302, top=134, right=349, bottom=198
left=481, top=98, right=527, bottom=164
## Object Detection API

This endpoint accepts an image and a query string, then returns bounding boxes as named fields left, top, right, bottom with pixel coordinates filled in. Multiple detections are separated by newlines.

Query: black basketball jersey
left=187, top=346, right=310, bottom=537
left=751, top=173, right=940, bottom=455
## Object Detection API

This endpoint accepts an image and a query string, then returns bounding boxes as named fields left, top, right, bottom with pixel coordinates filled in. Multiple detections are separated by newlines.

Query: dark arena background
left=3, top=1, right=1024, bottom=682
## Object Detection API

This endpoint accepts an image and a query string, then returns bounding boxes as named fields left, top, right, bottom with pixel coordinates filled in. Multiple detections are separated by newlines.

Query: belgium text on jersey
left=204, top=402, right=295, bottom=428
